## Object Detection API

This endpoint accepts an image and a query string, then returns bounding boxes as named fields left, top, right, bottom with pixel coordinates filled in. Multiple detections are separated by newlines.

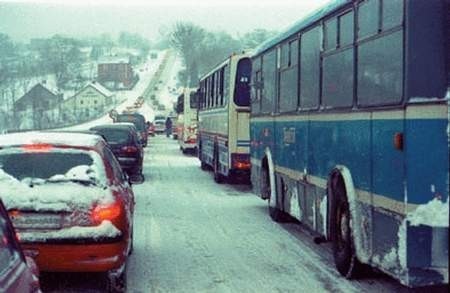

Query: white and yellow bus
left=176, top=88, right=198, bottom=153
left=197, top=53, right=252, bottom=183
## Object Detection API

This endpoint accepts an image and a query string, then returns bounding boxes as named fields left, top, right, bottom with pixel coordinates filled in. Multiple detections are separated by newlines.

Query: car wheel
left=106, top=265, right=127, bottom=293
left=330, top=176, right=362, bottom=279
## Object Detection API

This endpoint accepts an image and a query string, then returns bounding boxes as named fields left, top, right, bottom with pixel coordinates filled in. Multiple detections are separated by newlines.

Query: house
left=13, top=83, right=62, bottom=113
left=97, top=56, right=135, bottom=90
left=63, top=81, right=114, bottom=118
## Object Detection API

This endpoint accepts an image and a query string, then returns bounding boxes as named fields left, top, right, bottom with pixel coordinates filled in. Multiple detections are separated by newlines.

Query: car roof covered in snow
left=0, top=131, right=104, bottom=148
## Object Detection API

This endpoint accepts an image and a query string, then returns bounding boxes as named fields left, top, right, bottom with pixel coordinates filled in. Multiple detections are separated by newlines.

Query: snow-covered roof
left=0, top=131, right=103, bottom=148
left=88, top=81, right=113, bottom=97
left=98, top=56, right=130, bottom=64
left=71, top=81, right=113, bottom=99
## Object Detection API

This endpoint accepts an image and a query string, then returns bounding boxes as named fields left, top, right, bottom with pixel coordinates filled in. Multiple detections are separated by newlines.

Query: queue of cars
left=90, top=123, right=144, bottom=182
left=0, top=112, right=153, bottom=292
left=0, top=102, right=162, bottom=291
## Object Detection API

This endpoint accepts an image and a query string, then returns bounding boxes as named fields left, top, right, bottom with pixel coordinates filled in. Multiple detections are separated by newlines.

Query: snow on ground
left=124, top=136, right=414, bottom=293
left=156, top=54, right=184, bottom=113
left=64, top=51, right=167, bottom=130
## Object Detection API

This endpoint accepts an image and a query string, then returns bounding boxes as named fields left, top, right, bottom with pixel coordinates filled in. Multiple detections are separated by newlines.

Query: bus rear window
left=234, top=58, right=251, bottom=107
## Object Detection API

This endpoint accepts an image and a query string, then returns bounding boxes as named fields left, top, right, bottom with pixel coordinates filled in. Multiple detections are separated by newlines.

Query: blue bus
left=250, top=0, right=448, bottom=287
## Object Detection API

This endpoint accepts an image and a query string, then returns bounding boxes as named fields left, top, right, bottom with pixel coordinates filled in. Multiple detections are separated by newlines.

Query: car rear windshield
left=116, top=115, right=146, bottom=132
left=0, top=149, right=105, bottom=183
left=94, top=128, right=130, bottom=144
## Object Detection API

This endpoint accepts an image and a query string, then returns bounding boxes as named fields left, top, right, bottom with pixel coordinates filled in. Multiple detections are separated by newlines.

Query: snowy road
left=41, top=135, right=448, bottom=292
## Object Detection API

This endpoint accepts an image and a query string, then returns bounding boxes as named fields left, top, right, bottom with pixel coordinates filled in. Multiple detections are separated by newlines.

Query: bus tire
left=262, top=166, right=284, bottom=222
left=213, top=148, right=224, bottom=184
left=330, top=175, right=362, bottom=279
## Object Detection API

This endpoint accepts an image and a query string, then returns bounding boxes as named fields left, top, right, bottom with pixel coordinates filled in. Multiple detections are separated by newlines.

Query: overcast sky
left=0, top=0, right=331, bottom=42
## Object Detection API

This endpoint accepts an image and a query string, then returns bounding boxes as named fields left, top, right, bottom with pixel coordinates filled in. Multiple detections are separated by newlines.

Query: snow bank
left=407, top=198, right=449, bottom=227
left=18, top=220, right=121, bottom=242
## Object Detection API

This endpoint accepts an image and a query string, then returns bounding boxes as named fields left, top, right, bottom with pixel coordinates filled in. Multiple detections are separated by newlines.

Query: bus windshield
left=234, top=58, right=251, bottom=107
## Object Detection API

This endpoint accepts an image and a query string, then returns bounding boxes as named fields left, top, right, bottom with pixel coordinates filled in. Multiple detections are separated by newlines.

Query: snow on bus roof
left=0, top=131, right=103, bottom=148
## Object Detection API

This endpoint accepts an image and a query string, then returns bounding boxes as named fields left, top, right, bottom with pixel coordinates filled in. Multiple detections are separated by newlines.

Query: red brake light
left=121, top=146, right=138, bottom=153
left=91, top=202, right=122, bottom=224
left=231, top=153, right=251, bottom=170
left=22, top=144, right=53, bottom=152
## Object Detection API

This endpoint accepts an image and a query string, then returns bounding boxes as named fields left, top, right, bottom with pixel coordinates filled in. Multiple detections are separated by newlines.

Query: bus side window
left=300, top=26, right=320, bottom=109
left=357, top=30, right=403, bottom=106
left=261, top=50, right=276, bottom=113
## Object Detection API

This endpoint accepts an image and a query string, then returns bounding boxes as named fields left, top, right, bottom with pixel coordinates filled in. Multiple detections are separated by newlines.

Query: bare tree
left=169, top=22, right=205, bottom=86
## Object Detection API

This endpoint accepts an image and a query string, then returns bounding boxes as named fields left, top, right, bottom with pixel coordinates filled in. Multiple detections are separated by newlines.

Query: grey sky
left=0, top=0, right=331, bottom=42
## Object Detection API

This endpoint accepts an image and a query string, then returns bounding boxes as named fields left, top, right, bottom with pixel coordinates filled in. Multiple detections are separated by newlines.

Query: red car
left=0, top=198, right=40, bottom=293
left=0, top=132, right=134, bottom=292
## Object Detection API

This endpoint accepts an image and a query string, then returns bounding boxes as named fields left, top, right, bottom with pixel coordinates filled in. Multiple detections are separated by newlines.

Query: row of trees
left=166, top=22, right=276, bottom=87
left=0, top=31, right=151, bottom=90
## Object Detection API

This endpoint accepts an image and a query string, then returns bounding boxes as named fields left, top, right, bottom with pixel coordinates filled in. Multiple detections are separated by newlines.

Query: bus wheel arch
left=328, top=166, right=365, bottom=278
left=262, top=148, right=285, bottom=222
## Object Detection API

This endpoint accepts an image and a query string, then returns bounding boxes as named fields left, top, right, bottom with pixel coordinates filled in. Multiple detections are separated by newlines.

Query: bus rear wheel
left=330, top=176, right=362, bottom=278
left=213, top=149, right=224, bottom=184
left=262, top=166, right=284, bottom=222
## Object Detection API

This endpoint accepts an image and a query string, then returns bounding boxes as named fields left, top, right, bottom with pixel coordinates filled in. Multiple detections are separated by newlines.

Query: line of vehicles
left=0, top=0, right=448, bottom=290
left=0, top=110, right=150, bottom=292
left=173, top=0, right=449, bottom=288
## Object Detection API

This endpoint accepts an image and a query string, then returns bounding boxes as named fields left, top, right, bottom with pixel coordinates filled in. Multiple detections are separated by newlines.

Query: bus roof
left=253, top=0, right=350, bottom=56
left=199, top=52, right=251, bottom=81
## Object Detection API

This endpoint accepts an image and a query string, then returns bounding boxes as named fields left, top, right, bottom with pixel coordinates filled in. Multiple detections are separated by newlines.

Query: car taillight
left=185, top=137, right=197, bottom=144
left=121, top=146, right=138, bottom=153
left=91, top=202, right=122, bottom=224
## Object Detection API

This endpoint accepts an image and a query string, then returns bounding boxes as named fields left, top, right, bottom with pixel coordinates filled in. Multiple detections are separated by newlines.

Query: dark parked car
left=114, top=113, right=148, bottom=147
left=90, top=123, right=144, bottom=181
left=0, top=131, right=134, bottom=292
left=0, top=198, right=40, bottom=293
